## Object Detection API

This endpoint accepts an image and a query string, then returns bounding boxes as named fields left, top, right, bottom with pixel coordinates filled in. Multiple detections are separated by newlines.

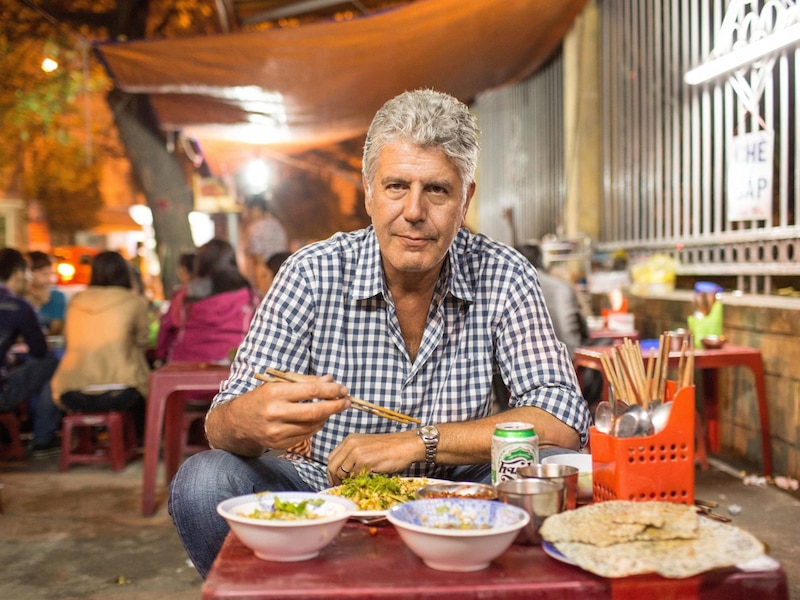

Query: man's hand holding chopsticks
left=204, top=373, right=351, bottom=458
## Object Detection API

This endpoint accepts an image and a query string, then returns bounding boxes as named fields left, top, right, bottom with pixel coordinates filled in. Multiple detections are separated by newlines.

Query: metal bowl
left=701, top=335, right=726, bottom=349
left=415, top=482, right=498, bottom=500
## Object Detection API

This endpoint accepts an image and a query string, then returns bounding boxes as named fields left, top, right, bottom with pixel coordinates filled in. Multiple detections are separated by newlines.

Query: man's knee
left=173, top=450, right=228, bottom=488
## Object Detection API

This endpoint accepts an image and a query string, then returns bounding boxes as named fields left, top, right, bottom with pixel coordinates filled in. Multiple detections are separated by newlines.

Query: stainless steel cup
left=516, top=463, right=579, bottom=511
left=495, top=478, right=563, bottom=545
left=666, top=328, right=692, bottom=352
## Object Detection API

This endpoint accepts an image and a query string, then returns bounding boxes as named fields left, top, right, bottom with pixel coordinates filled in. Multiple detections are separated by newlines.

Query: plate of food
left=538, top=500, right=766, bottom=578
left=323, top=472, right=448, bottom=518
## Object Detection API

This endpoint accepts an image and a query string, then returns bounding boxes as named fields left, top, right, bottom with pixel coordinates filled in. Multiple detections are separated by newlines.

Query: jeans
left=169, top=446, right=577, bottom=578
left=0, top=354, right=60, bottom=445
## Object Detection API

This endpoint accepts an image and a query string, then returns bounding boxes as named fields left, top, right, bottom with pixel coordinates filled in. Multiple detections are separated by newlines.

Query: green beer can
left=491, top=422, right=538, bottom=485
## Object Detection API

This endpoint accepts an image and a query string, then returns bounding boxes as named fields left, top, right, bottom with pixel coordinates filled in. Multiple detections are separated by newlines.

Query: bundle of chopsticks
left=254, top=367, right=421, bottom=425
left=598, top=334, right=694, bottom=409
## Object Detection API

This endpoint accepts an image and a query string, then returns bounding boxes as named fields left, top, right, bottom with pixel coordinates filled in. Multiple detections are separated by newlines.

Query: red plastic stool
left=59, top=411, right=138, bottom=472
left=0, top=411, right=25, bottom=461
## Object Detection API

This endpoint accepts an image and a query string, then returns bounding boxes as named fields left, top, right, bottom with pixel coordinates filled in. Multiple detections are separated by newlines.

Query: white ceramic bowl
left=216, top=492, right=357, bottom=561
left=542, top=453, right=593, bottom=502
left=387, top=498, right=530, bottom=571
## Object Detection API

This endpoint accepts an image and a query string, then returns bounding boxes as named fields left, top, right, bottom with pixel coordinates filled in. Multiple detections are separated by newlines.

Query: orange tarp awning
left=95, top=0, right=589, bottom=162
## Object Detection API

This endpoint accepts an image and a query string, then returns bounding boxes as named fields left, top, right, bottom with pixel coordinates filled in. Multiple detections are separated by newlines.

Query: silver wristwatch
left=418, top=424, right=439, bottom=465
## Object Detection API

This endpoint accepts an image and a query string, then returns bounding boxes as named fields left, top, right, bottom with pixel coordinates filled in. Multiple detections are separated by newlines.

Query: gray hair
left=362, top=89, right=480, bottom=199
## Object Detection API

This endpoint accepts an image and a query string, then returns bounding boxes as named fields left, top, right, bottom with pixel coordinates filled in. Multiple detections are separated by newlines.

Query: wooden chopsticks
left=254, top=368, right=421, bottom=425
left=600, top=336, right=694, bottom=407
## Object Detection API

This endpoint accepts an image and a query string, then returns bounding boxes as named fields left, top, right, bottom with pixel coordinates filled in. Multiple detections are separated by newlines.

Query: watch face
left=421, top=425, right=438, bottom=438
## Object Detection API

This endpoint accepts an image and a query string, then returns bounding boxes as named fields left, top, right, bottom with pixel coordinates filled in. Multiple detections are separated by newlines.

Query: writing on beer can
left=491, top=422, right=539, bottom=485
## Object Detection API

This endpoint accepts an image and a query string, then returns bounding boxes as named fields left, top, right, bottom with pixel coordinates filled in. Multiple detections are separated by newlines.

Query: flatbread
left=539, top=500, right=698, bottom=546
left=552, top=518, right=765, bottom=578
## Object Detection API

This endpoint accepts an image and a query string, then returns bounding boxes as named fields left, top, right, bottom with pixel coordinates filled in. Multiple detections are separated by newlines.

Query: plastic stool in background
left=59, top=411, right=138, bottom=472
left=0, top=411, right=25, bottom=461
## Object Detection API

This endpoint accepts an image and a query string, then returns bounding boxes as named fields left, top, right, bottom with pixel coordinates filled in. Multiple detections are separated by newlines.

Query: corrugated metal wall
left=475, top=0, right=800, bottom=295
left=473, top=55, right=565, bottom=246
left=599, top=0, right=800, bottom=294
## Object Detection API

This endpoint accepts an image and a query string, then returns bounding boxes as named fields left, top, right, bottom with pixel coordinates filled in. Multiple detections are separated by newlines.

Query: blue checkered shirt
left=212, top=226, right=590, bottom=490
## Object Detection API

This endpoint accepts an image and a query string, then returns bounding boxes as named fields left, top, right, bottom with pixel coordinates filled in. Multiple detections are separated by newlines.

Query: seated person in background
left=25, top=251, right=67, bottom=336
left=51, top=251, right=151, bottom=441
left=515, top=244, right=589, bottom=359
left=155, top=252, right=195, bottom=364
left=0, top=248, right=60, bottom=453
left=253, top=250, right=292, bottom=298
left=169, top=89, right=590, bottom=578
left=242, top=194, right=288, bottom=288
left=166, top=238, right=259, bottom=363
left=173, top=251, right=196, bottom=296
left=516, top=245, right=610, bottom=412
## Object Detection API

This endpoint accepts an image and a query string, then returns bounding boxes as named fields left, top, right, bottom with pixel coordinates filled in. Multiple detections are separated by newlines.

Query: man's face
left=364, top=140, right=474, bottom=283
left=8, top=267, right=31, bottom=295
left=30, top=265, right=55, bottom=290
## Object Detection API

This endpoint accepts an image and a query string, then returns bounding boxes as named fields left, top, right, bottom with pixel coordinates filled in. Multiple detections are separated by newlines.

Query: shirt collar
left=349, top=226, right=474, bottom=305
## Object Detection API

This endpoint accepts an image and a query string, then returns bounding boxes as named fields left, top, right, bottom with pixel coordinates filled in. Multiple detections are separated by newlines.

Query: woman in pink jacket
left=165, top=239, right=259, bottom=363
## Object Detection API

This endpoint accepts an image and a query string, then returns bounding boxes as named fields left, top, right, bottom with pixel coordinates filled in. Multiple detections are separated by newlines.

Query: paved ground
left=1, top=450, right=798, bottom=599
left=0, top=455, right=201, bottom=600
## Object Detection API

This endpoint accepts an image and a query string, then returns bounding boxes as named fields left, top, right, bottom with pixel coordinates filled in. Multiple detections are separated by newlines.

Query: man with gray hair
left=170, top=89, right=590, bottom=577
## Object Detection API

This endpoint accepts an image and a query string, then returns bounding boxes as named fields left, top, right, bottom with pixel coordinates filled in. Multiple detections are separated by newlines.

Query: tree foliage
left=0, top=0, right=116, bottom=238
left=22, top=141, right=104, bottom=234
left=1, top=0, right=219, bottom=244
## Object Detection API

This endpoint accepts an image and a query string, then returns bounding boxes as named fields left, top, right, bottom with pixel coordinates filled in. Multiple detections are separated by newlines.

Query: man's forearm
left=204, top=401, right=267, bottom=457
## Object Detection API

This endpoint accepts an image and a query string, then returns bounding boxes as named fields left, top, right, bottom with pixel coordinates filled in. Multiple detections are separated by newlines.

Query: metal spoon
left=594, top=401, right=613, bottom=433
left=614, top=404, right=653, bottom=437
left=649, top=401, right=673, bottom=434
left=355, top=515, right=388, bottom=526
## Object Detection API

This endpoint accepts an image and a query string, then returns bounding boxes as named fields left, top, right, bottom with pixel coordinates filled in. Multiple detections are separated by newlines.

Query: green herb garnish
left=243, top=497, right=325, bottom=520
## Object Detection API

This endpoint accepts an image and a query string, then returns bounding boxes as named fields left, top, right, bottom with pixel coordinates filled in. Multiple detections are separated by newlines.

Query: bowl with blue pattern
left=386, top=498, right=529, bottom=571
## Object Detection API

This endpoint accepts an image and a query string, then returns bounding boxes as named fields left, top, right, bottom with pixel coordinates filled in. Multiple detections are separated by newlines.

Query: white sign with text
left=727, top=130, right=774, bottom=221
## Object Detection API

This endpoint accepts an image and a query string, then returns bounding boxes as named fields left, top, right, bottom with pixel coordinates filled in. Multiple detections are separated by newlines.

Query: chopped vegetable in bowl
left=326, top=471, right=434, bottom=512
left=242, top=496, right=326, bottom=520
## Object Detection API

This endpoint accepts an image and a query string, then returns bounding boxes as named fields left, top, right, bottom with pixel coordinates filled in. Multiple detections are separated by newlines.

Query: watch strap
left=418, top=425, right=439, bottom=464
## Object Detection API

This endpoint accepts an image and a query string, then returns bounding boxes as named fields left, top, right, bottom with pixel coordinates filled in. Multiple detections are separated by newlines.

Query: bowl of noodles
left=217, top=491, right=357, bottom=561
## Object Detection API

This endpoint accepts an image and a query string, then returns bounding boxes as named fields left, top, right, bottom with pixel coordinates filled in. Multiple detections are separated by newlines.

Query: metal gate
left=599, top=0, right=800, bottom=294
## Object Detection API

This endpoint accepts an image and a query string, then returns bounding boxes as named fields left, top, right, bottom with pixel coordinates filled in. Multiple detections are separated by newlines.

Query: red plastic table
left=141, top=361, right=231, bottom=516
left=202, top=523, right=788, bottom=599
left=588, top=328, right=639, bottom=342
left=572, top=344, right=772, bottom=476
